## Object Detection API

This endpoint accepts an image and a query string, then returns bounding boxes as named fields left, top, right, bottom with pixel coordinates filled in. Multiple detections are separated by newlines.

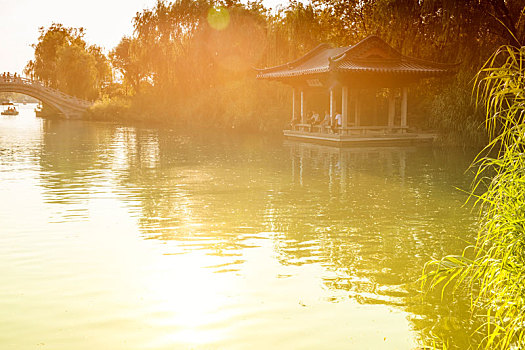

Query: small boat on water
left=2, top=106, right=19, bottom=116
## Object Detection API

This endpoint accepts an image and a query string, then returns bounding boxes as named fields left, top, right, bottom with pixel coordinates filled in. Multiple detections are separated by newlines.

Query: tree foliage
left=25, top=23, right=111, bottom=100
left=26, top=1, right=525, bottom=134
left=97, top=0, right=525, bottom=134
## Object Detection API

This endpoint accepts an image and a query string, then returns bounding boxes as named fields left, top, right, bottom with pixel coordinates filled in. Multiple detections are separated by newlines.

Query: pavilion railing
left=291, top=124, right=409, bottom=135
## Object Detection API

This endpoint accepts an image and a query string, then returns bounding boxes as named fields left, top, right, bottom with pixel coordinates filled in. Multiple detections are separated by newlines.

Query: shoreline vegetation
left=23, top=1, right=525, bottom=147
left=85, top=78, right=291, bottom=133
left=423, top=45, right=525, bottom=349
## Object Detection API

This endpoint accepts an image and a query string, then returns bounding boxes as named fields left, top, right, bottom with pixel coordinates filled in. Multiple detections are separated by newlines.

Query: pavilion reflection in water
left=287, top=140, right=409, bottom=188
left=283, top=140, right=481, bottom=348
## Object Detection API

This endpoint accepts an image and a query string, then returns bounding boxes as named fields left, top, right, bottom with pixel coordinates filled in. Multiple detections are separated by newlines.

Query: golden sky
left=0, top=0, right=287, bottom=74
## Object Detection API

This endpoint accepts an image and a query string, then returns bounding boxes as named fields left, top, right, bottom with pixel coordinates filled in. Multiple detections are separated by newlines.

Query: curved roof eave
left=254, top=43, right=332, bottom=74
left=256, top=35, right=460, bottom=80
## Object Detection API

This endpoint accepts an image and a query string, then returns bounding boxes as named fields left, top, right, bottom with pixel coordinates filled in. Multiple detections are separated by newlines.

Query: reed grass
left=422, top=45, right=525, bottom=349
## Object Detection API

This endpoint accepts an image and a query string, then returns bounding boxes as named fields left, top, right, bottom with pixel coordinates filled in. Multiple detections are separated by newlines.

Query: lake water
left=0, top=105, right=479, bottom=349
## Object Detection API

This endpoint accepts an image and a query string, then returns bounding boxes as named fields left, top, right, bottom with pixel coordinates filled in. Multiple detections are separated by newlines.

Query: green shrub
left=427, top=72, right=487, bottom=147
left=86, top=97, right=132, bottom=121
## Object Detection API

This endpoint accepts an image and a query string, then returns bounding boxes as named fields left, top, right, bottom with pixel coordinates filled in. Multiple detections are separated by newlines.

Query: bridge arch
left=0, top=76, right=92, bottom=118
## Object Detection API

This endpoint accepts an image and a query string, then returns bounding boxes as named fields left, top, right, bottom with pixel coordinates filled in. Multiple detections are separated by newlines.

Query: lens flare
left=207, top=7, right=230, bottom=31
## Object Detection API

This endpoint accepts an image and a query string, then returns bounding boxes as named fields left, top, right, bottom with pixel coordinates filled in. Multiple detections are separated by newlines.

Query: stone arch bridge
left=0, top=76, right=92, bottom=118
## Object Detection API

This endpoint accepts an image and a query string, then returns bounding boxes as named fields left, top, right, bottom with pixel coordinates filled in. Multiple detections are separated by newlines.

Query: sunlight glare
left=143, top=252, right=239, bottom=347
left=207, top=7, right=230, bottom=31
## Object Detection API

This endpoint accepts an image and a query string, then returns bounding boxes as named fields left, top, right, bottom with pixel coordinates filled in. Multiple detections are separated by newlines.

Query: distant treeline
left=24, top=0, right=525, bottom=144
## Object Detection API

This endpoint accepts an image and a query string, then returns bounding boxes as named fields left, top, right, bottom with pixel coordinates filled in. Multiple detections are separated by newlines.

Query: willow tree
left=25, top=23, right=111, bottom=100
left=132, top=0, right=210, bottom=96
left=312, top=0, right=525, bottom=65
left=110, top=37, right=147, bottom=95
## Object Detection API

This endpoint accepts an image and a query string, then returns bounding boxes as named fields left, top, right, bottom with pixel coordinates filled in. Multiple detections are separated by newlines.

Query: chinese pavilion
left=256, top=35, right=458, bottom=145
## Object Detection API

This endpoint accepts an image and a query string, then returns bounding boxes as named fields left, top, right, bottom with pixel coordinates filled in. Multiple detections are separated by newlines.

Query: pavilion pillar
left=401, top=87, right=408, bottom=131
left=373, top=91, right=378, bottom=126
left=354, top=90, right=360, bottom=127
left=388, top=88, right=395, bottom=128
left=342, top=86, right=348, bottom=129
left=300, top=89, right=305, bottom=123
left=329, top=87, right=335, bottom=120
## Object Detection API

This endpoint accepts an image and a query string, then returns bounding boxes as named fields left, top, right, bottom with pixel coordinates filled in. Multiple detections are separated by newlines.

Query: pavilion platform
left=284, top=124, right=437, bottom=146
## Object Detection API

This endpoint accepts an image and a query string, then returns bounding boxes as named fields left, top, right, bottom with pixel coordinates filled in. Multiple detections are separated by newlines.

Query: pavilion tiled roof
left=256, top=36, right=458, bottom=80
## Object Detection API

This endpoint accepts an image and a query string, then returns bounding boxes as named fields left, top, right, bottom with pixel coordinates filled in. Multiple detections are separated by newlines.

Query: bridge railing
left=0, top=76, right=93, bottom=108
